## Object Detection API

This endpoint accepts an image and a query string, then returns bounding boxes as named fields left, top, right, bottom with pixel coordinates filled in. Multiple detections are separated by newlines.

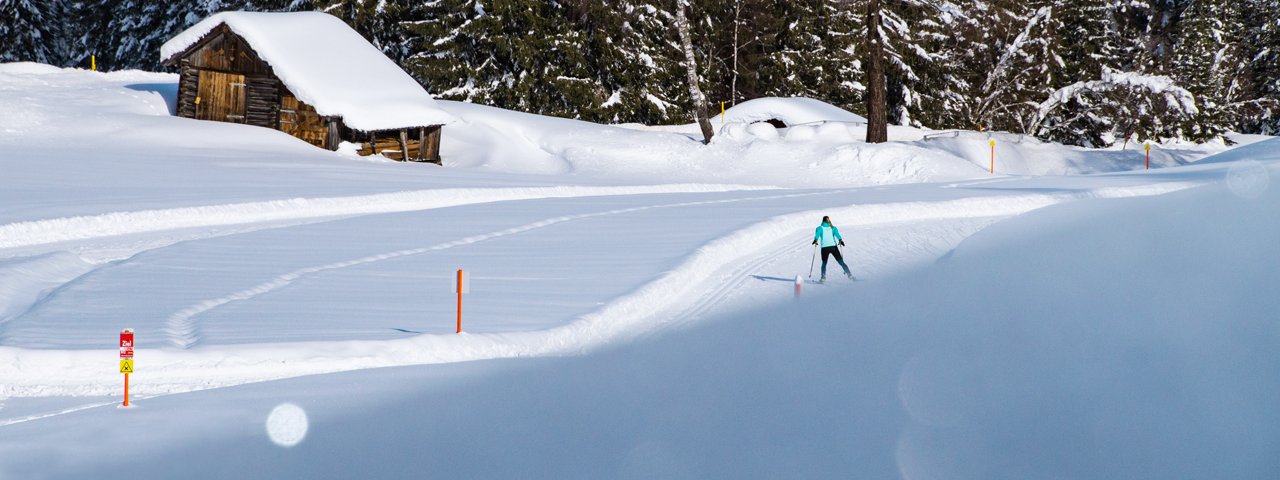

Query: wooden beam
left=398, top=129, right=410, bottom=162
left=426, top=126, right=442, bottom=164
left=326, top=118, right=340, bottom=150
left=419, top=128, right=430, bottom=161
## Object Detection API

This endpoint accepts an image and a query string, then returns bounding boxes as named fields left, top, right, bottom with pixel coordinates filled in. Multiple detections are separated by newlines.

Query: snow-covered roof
left=723, top=97, right=867, bottom=126
left=161, top=11, right=452, bottom=131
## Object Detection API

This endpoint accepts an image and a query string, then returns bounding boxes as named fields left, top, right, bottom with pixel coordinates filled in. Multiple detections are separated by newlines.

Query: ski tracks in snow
left=164, top=189, right=857, bottom=349
left=0, top=180, right=1202, bottom=402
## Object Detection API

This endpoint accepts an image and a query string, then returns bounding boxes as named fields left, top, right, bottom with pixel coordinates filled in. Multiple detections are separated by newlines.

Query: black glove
left=839, top=240, right=846, bottom=246
left=812, top=240, right=818, bottom=246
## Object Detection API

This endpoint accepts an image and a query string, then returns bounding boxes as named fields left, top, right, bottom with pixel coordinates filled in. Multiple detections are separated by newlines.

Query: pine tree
left=76, top=0, right=308, bottom=71
left=1244, top=0, right=1280, bottom=133
left=0, top=0, right=71, bottom=65
left=1171, top=0, right=1249, bottom=139
left=951, top=1, right=1054, bottom=133
left=314, top=0, right=415, bottom=63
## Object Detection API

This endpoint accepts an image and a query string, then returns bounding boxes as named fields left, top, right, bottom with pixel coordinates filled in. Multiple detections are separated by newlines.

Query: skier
left=812, top=215, right=853, bottom=282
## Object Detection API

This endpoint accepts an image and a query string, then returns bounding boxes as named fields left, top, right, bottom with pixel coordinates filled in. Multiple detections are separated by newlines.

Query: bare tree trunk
left=732, top=0, right=741, bottom=106
left=865, top=0, right=888, bottom=143
left=676, top=1, right=715, bottom=144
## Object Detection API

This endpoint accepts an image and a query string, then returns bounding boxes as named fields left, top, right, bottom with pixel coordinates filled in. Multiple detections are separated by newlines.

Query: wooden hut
left=160, top=12, right=452, bottom=163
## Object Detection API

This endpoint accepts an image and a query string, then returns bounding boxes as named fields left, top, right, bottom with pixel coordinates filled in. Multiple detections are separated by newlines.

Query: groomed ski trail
left=0, top=180, right=1199, bottom=401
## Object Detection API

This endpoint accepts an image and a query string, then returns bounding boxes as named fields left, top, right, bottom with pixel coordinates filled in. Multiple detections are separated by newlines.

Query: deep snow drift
left=1, top=63, right=1277, bottom=478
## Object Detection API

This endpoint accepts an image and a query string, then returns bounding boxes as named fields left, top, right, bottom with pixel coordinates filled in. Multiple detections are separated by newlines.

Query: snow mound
left=160, top=12, right=453, bottom=131
left=0, top=62, right=65, bottom=74
left=440, top=101, right=983, bottom=187
left=722, top=97, right=867, bottom=126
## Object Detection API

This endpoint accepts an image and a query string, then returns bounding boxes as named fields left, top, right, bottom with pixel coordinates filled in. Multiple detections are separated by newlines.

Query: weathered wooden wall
left=195, top=70, right=245, bottom=123
left=279, top=96, right=329, bottom=148
left=245, top=76, right=279, bottom=129
left=182, top=26, right=273, bottom=75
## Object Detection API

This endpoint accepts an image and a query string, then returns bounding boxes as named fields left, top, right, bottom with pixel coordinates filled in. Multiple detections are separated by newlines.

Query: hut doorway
left=196, top=70, right=247, bottom=123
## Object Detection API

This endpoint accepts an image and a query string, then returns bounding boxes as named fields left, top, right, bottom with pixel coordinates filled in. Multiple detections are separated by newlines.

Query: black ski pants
left=820, top=246, right=851, bottom=277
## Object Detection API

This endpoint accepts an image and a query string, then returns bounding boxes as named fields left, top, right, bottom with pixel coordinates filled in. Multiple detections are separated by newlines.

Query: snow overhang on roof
left=161, top=11, right=453, bottom=131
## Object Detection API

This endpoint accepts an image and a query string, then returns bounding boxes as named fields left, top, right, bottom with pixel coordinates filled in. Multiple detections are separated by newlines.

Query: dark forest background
left=2, top=0, right=1278, bottom=146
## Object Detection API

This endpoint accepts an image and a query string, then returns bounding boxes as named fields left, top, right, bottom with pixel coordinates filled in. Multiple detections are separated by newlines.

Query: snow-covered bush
left=1033, top=70, right=1200, bottom=147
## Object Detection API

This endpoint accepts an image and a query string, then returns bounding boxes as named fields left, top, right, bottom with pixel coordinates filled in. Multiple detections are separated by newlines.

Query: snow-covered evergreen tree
left=0, top=0, right=71, bottom=65
left=1243, top=0, right=1280, bottom=134
left=1171, top=0, right=1249, bottom=139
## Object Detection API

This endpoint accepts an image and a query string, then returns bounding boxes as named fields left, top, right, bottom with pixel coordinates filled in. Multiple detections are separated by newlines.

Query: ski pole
left=808, top=243, right=818, bottom=279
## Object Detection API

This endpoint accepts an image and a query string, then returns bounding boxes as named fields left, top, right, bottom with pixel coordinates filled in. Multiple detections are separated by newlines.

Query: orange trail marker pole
left=456, top=269, right=463, bottom=334
left=119, top=328, right=134, bottom=407
left=1145, top=143, right=1151, bottom=170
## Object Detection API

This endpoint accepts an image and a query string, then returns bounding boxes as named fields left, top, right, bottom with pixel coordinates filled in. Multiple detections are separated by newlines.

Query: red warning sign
left=120, top=329, right=134, bottom=358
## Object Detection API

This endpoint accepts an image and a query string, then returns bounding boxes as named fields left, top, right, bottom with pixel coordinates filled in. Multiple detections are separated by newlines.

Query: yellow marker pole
left=721, top=101, right=726, bottom=124
left=91, top=55, right=96, bottom=72
left=1144, top=142, right=1151, bottom=170
left=989, top=139, right=996, bottom=175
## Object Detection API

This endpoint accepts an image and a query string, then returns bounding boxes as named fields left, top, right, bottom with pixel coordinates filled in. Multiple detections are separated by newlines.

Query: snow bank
left=0, top=184, right=770, bottom=251
left=0, top=62, right=65, bottom=74
left=912, top=130, right=1236, bottom=175
left=721, top=96, right=867, bottom=126
left=440, top=101, right=985, bottom=187
left=160, top=12, right=453, bottom=130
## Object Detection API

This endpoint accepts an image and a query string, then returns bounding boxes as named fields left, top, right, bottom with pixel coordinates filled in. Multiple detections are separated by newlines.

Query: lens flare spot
left=266, top=403, right=308, bottom=448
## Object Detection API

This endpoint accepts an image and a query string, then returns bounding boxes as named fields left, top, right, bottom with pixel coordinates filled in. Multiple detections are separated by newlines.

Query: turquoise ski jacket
left=814, top=222, right=842, bottom=248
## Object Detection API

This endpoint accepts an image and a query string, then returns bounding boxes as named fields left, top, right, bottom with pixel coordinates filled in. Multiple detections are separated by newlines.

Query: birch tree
left=675, top=0, right=715, bottom=143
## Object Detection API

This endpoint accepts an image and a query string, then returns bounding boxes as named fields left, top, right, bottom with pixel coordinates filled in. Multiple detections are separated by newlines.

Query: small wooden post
left=326, top=119, right=340, bottom=151
left=418, top=127, right=428, bottom=161
left=398, top=129, right=410, bottom=162
left=424, top=125, right=442, bottom=164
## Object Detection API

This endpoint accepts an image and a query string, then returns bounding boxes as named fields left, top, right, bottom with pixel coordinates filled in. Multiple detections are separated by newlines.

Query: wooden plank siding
left=196, top=70, right=246, bottom=123
left=181, top=25, right=273, bottom=76
left=279, top=96, right=329, bottom=148
left=244, top=76, right=279, bottom=129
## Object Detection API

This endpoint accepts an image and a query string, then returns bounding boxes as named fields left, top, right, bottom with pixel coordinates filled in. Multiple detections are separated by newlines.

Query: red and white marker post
left=794, top=275, right=803, bottom=299
left=455, top=269, right=470, bottom=333
left=119, top=329, right=135, bottom=407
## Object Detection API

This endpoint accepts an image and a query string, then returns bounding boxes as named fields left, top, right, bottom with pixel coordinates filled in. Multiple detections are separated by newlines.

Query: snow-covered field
left=1, top=64, right=1277, bottom=478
